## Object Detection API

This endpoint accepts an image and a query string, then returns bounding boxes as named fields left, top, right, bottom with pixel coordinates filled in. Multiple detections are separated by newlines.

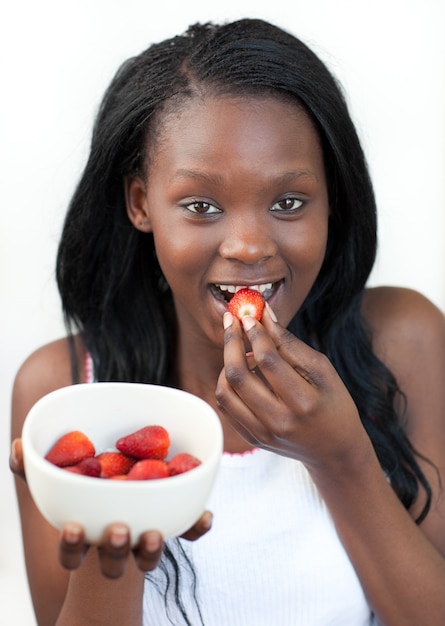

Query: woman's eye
left=184, top=200, right=221, bottom=214
left=270, top=198, right=303, bottom=212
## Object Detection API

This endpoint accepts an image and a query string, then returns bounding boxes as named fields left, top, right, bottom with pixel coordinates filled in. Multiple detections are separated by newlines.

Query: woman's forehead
left=151, top=93, right=321, bottom=159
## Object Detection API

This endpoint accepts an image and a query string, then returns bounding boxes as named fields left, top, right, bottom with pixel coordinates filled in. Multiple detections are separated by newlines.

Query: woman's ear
left=124, top=176, right=152, bottom=232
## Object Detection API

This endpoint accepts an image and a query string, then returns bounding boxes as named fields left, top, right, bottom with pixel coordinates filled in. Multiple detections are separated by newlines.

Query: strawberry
left=96, top=451, right=136, bottom=478
left=45, top=430, right=95, bottom=468
left=116, top=425, right=170, bottom=460
left=126, top=459, right=169, bottom=480
left=228, top=288, right=265, bottom=322
left=64, top=456, right=101, bottom=477
left=168, top=452, right=202, bottom=476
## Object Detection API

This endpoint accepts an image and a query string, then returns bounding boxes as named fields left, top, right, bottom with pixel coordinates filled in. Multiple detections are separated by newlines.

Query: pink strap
left=85, top=352, right=94, bottom=383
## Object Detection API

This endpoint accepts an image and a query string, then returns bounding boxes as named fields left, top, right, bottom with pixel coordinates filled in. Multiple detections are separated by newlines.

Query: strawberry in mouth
left=210, top=281, right=281, bottom=321
left=228, top=288, right=265, bottom=321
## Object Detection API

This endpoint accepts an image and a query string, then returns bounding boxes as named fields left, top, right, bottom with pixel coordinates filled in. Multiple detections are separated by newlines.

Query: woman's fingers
left=180, top=510, right=213, bottom=541
left=133, top=512, right=213, bottom=572
left=134, top=530, right=164, bottom=572
left=97, top=524, right=132, bottom=579
left=9, top=438, right=26, bottom=482
left=59, top=523, right=88, bottom=571
left=135, top=511, right=213, bottom=572
left=245, top=310, right=329, bottom=390
left=59, top=523, right=164, bottom=576
left=216, top=364, right=274, bottom=444
left=218, top=313, right=298, bottom=427
left=245, top=313, right=355, bottom=421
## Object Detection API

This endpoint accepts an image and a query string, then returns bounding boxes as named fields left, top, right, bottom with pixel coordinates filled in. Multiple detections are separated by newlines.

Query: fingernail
left=145, top=531, right=162, bottom=552
left=64, top=523, right=82, bottom=544
left=242, top=316, right=255, bottom=331
left=110, top=525, right=128, bottom=548
left=223, top=311, right=233, bottom=329
left=265, top=301, right=278, bottom=323
left=9, top=439, right=19, bottom=468
left=200, top=511, right=213, bottom=531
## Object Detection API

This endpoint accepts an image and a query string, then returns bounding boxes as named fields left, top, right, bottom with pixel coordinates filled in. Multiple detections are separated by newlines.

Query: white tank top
left=142, top=448, right=374, bottom=625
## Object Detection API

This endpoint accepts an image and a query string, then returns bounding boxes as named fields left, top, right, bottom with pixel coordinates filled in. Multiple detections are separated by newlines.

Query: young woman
left=10, top=18, right=445, bottom=626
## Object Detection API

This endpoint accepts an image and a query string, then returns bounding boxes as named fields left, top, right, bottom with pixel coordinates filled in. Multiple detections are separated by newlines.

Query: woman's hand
left=57, top=522, right=150, bottom=578
left=10, top=438, right=212, bottom=578
left=216, top=304, right=372, bottom=474
left=58, top=512, right=212, bottom=578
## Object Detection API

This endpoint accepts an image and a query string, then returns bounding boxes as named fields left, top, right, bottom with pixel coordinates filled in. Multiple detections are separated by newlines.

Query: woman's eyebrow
left=170, top=169, right=225, bottom=185
left=269, top=170, right=320, bottom=184
left=171, top=168, right=319, bottom=185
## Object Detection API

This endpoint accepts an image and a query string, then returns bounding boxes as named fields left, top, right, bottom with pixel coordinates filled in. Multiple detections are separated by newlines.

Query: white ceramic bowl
left=22, top=382, right=223, bottom=546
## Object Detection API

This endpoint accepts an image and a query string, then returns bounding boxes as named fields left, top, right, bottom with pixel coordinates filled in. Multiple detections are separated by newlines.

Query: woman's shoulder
left=362, top=285, right=445, bottom=350
left=11, top=336, right=87, bottom=439
left=14, top=335, right=88, bottom=387
left=361, top=285, right=445, bottom=425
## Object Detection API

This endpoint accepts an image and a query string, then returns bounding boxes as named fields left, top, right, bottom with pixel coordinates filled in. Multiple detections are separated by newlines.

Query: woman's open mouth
left=210, top=281, right=280, bottom=303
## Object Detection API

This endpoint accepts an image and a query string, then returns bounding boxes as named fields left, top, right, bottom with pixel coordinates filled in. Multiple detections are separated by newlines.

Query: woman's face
left=127, top=95, right=329, bottom=347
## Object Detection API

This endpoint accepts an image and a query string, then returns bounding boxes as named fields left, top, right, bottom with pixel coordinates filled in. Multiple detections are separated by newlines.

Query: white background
left=1, top=1, right=444, bottom=623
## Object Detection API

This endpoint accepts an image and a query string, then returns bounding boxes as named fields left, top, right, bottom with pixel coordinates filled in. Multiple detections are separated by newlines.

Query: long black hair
left=57, top=13, right=431, bottom=545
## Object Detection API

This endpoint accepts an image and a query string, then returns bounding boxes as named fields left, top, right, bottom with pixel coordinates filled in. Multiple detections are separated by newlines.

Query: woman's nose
left=218, top=217, right=277, bottom=264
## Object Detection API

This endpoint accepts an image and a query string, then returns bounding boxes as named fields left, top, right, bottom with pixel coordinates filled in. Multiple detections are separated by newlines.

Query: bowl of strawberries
left=22, top=382, right=223, bottom=545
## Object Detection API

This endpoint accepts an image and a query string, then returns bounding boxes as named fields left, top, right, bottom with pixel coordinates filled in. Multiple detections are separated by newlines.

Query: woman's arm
left=11, top=339, right=77, bottom=624
left=362, top=287, right=445, bottom=553
left=11, top=338, right=151, bottom=626
left=316, top=287, right=445, bottom=624
left=216, top=287, right=445, bottom=626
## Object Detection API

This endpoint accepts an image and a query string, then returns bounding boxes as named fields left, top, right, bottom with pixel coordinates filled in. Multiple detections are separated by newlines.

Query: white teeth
left=215, top=282, right=273, bottom=294
left=257, top=283, right=273, bottom=294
